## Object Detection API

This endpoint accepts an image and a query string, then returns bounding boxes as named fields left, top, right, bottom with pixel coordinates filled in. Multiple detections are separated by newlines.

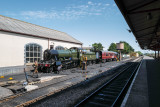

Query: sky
left=0, top=0, right=152, bottom=53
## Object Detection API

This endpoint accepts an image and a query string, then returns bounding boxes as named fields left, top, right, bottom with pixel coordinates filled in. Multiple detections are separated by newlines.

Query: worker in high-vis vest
left=82, top=56, right=87, bottom=70
left=33, top=61, right=39, bottom=78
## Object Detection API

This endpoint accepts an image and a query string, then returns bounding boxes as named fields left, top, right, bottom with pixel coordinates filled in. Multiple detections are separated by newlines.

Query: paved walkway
left=124, top=56, right=160, bottom=107
left=147, top=58, right=160, bottom=107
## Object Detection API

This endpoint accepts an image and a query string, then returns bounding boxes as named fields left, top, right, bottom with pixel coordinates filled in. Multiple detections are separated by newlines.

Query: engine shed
left=0, top=15, right=82, bottom=76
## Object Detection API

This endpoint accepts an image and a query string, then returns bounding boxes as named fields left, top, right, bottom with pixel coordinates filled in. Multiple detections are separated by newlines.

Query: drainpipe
left=158, top=50, right=159, bottom=60
left=48, top=38, right=50, bottom=49
left=155, top=50, right=156, bottom=59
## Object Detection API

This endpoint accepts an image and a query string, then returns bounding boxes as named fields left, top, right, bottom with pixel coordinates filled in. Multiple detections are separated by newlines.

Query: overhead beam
left=148, top=16, right=160, bottom=48
left=128, top=8, right=160, bottom=14
left=128, top=0, right=158, bottom=12
left=157, top=32, right=160, bottom=35
left=136, top=32, right=155, bottom=38
left=135, top=25, right=156, bottom=32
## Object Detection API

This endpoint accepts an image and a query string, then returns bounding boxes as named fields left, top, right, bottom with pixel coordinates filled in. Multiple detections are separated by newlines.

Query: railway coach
left=101, top=51, right=118, bottom=62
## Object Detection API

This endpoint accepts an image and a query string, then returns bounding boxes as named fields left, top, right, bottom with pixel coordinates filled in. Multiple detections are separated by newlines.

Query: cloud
left=98, top=3, right=101, bottom=6
left=88, top=1, right=93, bottom=5
left=113, top=4, right=116, bottom=7
left=4, top=2, right=118, bottom=20
left=105, top=3, right=110, bottom=6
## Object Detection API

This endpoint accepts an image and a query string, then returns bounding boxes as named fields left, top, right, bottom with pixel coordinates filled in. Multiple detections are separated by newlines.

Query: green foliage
left=144, top=53, right=154, bottom=57
left=108, top=41, right=134, bottom=54
left=108, top=43, right=117, bottom=52
left=136, top=51, right=143, bottom=56
left=120, top=41, right=134, bottom=54
left=92, top=43, right=104, bottom=51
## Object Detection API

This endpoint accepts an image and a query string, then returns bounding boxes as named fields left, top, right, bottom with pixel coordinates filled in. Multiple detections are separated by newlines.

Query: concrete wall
left=0, top=31, right=81, bottom=76
left=0, top=31, right=48, bottom=67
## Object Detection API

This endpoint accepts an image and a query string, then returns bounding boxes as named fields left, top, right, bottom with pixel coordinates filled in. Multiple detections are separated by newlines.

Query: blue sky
left=0, top=0, right=151, bottom=53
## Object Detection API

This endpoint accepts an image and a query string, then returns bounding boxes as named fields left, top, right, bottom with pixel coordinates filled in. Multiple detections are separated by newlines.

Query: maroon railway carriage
left=98, top=51, right=118, bottom=62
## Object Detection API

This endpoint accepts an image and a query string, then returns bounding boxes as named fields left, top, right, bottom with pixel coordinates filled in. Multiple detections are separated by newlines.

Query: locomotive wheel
left=102, top=59, right=105, bottom=63
left=86, top=61, right=89, bottom=65
left=73, top=62, right=76, bottom=67
left=38, top=67, right=42, bottom=72
left=42, top=67, right=48, bottom=73
left=93, top=61, right=96, bottom=64
left=47, top=68, right=50, bottom=73
left=65, top=65, right=67, bottom=70
left=88, top=61, right=91, bottom=65
left=91, top=61, right=94, bottom=65
left=70, top=63, right=72, bottom=68
left=105, top=59, right=107, bottom=62
left=47, top=67, right=53, bottom=73
left=75, top=62, right=78, bottom=67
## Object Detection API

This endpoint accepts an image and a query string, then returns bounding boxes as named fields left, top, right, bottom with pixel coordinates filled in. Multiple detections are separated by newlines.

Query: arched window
left=25, top=43, right=42, bottom=63
left=55, top=46, right=65, bottom=50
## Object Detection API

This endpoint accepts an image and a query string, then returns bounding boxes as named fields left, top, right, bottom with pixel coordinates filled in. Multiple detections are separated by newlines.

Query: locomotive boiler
left=38, top=48, right=80, bottom=73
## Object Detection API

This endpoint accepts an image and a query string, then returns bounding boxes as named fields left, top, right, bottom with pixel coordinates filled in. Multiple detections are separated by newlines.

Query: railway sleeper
left=87, top=101, right=109, bottom=107
left=107, top=86, right=124, bottom=90
left=109, top=83, right=126, bottom=87
left=104, top=87, right=122, bottom=92
left=98, top=91, right=119, bottom=99
left=98, top=93, right=117, bottom=99
left=95, top=94, right=116, bottom=100
left=115, top=78, right=129, bottom=81
left=90, top=97, right=114, bottom=106
left=101, top=90, right=119, bottom=95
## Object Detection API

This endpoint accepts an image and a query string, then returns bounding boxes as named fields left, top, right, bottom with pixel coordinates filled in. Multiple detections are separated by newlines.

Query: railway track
left=0, top=75, right=79, bottom=106
left=74, top=58, right=142, bottom=107
left=28, top=58, right=140, bottom=107
left=0, top=58, right=136, bottom=106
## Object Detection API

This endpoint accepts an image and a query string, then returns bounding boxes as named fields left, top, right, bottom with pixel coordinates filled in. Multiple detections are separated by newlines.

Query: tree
left=92, top=43, right=104, bottom=51
left=108, top=43, right=117, bottom=52
left=108, top=41, right=134, bottom=54
left=136, top=51, right=143, bottom=56
left=120, top=41, right=134, bottom=54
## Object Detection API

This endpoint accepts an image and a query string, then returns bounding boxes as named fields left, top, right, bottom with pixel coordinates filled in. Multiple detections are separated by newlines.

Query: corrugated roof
left=0, top=15, right=82, bottom=44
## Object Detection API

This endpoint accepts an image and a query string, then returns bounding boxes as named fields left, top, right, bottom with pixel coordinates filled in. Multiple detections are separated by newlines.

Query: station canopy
left=115, top=0, right=160, bottom=51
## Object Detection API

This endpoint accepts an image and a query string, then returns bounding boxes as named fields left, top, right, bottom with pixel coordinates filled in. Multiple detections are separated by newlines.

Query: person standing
left=57, top=65, right=62, bottom=74
left=33, top=60, right=39, bottom=78
left=82, top=56, right=87, bottom=70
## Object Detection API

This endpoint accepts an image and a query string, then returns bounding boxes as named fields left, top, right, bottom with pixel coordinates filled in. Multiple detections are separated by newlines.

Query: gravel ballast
left=30, top=62, right=132, bottom=107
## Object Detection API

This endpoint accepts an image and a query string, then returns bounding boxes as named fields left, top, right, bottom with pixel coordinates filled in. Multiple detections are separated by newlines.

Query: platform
left=123, top=56, right=160, bottom=107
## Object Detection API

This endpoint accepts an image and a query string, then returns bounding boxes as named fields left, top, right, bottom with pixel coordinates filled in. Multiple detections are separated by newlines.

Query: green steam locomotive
left=37, top=47, right=117, bottom=73
left=38, top=47, right=96, bottom=73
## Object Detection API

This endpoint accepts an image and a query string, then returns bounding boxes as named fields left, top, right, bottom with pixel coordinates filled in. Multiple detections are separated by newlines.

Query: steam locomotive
left=38, top=47, right=118, bottom=73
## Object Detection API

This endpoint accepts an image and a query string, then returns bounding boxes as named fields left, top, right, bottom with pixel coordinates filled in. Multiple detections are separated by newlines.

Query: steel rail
left=74, top=58, right=142, bottom=107
left=111, top=58, right=143, bottom=107
left=0, top=59, right=133, bottom=103
left=20, top=59, right=136, bottom=107
left=0, top=75, right=78, bottom=104
left=0, top=58, right=135, bottom=106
